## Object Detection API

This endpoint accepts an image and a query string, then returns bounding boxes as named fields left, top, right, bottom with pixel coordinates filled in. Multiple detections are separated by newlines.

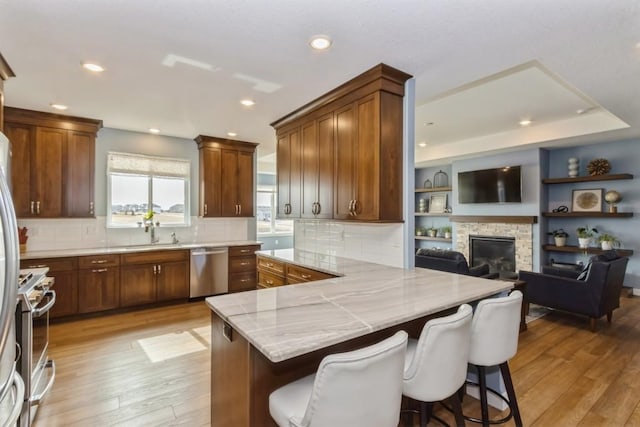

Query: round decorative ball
left=604, top=190, right=622, bottom=204
left=587, top=158, right=611, bottom=176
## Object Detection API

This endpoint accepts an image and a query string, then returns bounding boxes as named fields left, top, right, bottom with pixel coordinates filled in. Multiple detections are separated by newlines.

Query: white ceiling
left=1, top=1, right=639, bottom=169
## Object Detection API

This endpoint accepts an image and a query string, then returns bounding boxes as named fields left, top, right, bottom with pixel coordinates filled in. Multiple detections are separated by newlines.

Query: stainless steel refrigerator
left=0, top=131, right=25, bottom=425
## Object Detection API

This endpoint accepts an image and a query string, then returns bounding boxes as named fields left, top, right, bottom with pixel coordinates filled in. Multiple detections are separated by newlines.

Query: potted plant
left=547, top=228, right=569, bottom=247
left=427, top=227, right=438, bottom=238
left=415, top=226, right=426, bottom=237
left=441, top=225, right=452, bottom=239
left=598, top=233, right=620, bottom=250
left=576, top=226, right=598, bottom=248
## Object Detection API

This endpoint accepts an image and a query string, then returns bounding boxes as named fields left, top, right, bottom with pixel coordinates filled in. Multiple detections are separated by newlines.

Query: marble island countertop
left=20, top=240, right=261, bottom=260
left=206, top=249, right=512, bottom=363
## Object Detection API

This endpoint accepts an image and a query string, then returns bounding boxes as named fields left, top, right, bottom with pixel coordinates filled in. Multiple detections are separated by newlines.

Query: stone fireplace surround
left=451, top=216, right=536, bottom=273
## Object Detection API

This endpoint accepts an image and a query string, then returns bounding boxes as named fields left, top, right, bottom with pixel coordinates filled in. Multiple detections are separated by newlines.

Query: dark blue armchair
left=415, top=248, right=496, bottom=278
left=518, top=251, right=628, bottom=331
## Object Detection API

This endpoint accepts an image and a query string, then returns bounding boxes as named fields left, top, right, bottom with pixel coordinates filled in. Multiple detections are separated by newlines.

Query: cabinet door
left=49, top=269, right=79, bottom=318
left=316, top=113, right=334, bottom=219
left=334, top=104, right=357, bottom=219
left=200, top=147, right=222, bottom=217
left=156, top=261, right=189, bottom=301
left=301, top=120, right=317, bottom=218
left=120, top=264, right=156, bottom=307
left=221, top=149, right=239, bottom=217
left=66, top=131, right=95, bottom=217
left=33, top=127, right=65, bottom=217
left=5, top=123, right=33, bottom=217
left=354, top=94, right=380, bottom=220
left=78, top=267, right=120, bottom=313
left=236, top=150, right=254, bottom=217
left=276, top=129, right=301, bottom=218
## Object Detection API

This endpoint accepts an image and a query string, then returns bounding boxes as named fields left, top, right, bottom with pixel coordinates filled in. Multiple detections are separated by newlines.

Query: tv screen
left=458, top=166, right=522, bottom=203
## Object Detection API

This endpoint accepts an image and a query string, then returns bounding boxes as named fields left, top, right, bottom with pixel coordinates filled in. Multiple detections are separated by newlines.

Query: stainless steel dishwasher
left=190, top=247, right=229, bottom=297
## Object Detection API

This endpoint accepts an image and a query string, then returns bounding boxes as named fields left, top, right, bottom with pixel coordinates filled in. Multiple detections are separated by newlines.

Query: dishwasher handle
left=191, top=249, right=228, bottom=256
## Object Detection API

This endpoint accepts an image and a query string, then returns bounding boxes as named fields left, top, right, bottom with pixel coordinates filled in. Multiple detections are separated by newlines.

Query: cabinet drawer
left=257, top=256, right=285, bottom=276
left=229, top=271, right=257, bottom=293
left=78, top=254, right=120, bottom=269
left=121, top=249, right=188, bottom=265
left=286, top=264, right=335, bottom=283
left=229, top=245, right=261, bottom=257
left=21, top=257, right=77, bottom=272
left=229, top=256, right=256, bottom=273
left=258, top=270, right=285, bottom=288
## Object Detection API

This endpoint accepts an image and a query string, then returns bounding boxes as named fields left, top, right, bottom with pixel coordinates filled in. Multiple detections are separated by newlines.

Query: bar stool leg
left=449, top=394, right=466, bottom=427
left=499, top=362, right=523, bottom=427
left=420, top=401, right=429, bottom=427
left=477, top=366, right=490, bottom=427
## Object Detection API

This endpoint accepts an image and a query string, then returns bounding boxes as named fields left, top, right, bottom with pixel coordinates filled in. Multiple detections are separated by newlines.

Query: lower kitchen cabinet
left=77, top=254, right=120, bottom=313
left=156, top=261, right=189, bottom=301
left=228, top=245, right=261, bottom=293
left=257, top=255, right=337, bottom=288
left=20, top=257, right=78, bottom=318
left=120, top=265, right=156, bottom=307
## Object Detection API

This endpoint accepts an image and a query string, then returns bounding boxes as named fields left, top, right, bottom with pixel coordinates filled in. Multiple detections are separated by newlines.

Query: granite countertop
left=20, top=240, right=261, bottom=260
left=206, top=249, right=512, bottom=363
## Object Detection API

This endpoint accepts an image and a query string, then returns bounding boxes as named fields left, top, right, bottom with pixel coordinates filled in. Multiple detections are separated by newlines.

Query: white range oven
left=16, top=268, right=56, bottom=427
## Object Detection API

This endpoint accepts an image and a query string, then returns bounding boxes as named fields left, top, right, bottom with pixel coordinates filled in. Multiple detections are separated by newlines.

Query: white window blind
left=107, top=152, right=190, bottom=178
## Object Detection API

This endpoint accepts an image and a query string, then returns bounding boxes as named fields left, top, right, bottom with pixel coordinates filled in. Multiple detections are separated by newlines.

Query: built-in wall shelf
left=415, top=236, right=452, bottom=243
left=414, top=213, right=451, bottom=217
left=542, top=173, right=634, bottom=185
left=415, top=186, right=452, bottom=193
left=542, top=212, right=633, bottom=218
left=543, top=244, right=634, bottom=256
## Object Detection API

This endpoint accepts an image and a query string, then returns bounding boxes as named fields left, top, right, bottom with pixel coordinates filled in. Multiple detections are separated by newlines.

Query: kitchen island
left=205, top=249, right=512, bottom=426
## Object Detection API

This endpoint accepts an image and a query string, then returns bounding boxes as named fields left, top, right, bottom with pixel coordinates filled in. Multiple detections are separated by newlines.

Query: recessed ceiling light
left=82, top=62, right=105, bottom=73
left=227, top=132, right=237, bottom=137
left=50, top=103, right=68, bottom=110
left=418, top=142, right=427, bottom=148
left=519, top=119, right=532, bottom=126
left=240, top=99, right=255, bottom=107
left=309, top=35, right=332, bottom=51
left=149, top=128, right=160, bottom=134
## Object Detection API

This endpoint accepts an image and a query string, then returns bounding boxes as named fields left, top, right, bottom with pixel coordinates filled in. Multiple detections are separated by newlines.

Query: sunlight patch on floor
left=192, top=325, right=211, bottom=346
left=137, top=331, right=207, bottom=363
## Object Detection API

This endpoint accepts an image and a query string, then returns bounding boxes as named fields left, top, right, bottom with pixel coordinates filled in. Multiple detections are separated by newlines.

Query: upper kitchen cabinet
left=0, top=52, right=16, bottom=131
left=271, top=63, right=411, bottom=222
left=276, top=127, right=301, bottom=219
left=4, top=107, right=102, bottom=218
left=195, top=135, right=258, bottom=218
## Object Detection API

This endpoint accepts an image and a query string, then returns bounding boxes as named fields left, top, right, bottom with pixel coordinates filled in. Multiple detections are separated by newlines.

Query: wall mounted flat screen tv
left=458, top=165, right=522, bottom=204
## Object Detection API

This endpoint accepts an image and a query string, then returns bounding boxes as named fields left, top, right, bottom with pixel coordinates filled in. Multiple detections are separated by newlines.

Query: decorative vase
left=444, top=232, right=452, bottom=239
left=418, top=199, right=427, bottom=213
left=601, top=241, right=614, bottom=251
left=428, top=229, right=437, bottom=238
left=554, top=236, right=567, bottom=247
left=578, top=237, right=591, bottom=248
left=19, top=243, right=27, bottom=254
left=568, top=157, right=579, bottom=178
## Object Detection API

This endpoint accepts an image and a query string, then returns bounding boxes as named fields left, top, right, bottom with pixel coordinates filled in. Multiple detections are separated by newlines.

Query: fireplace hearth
left=469, top=235, right=516, bottom=278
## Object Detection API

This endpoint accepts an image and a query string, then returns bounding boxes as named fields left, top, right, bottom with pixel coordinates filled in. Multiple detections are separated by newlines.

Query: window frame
left=256, top=188, right=293, bottom=237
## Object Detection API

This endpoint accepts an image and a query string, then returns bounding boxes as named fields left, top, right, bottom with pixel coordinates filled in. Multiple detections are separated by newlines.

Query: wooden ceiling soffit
left=4, top=107, right=103, bottom=133
left=0, top=52, right=16, bottom=81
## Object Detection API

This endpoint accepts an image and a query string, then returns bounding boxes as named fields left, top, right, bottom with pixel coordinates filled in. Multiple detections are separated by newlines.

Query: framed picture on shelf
left=429, top=194, right=447, bottom=213
left=572, top=188, right=603, bottom=212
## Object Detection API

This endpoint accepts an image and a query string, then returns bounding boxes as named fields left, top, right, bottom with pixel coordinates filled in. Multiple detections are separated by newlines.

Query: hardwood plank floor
left=33, top=294, right=640, bottom=426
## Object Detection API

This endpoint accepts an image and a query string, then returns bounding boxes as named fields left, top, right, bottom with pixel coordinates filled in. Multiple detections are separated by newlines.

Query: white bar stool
left=403, top=304, right=473, bottom=427
left=465, top=290, right=523, bottom=426
left=269, top=330, right=408, bottom=427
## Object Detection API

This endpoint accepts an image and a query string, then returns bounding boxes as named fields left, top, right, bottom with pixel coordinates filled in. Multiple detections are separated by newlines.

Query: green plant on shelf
left=576, top=226, right=598, bottom=238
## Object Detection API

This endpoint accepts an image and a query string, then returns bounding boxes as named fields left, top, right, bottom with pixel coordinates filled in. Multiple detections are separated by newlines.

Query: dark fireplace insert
left=469, top=235, right=516, bottom=278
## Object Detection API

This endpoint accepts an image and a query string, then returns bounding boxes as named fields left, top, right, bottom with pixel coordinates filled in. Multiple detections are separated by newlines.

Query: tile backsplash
left=17, top=216, right=250, bottom=251
left=294, top=220, right=404, bottom=268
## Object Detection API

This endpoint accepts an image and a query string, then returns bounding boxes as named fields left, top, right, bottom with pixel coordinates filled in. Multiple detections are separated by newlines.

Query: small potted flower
left=576, top=226, right=598, bottom=248
left=441, top=225, right=452, bottom=239
left=426, top=227, right=438, bottom=238
left=547, top=228, right=569, bottom=247
left=415, top=226, right=426, bottom=237
left=597, top=233, right=620, bottom=251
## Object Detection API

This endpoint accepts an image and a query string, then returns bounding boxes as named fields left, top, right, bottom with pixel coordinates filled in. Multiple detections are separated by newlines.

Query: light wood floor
left=33, top=295, right=640, bottom=426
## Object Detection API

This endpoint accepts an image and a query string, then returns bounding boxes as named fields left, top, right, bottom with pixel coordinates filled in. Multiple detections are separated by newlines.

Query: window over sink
left=107, top=152, right=190, bottom=227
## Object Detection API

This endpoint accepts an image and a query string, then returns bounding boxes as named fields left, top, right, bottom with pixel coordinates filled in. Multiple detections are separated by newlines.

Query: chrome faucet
left=171, top=232, right=179, bottom=244
left=144, top=220, right=160, bottom=244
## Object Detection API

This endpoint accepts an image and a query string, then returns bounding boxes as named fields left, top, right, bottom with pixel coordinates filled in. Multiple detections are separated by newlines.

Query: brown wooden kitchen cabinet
left=228, top=245, right=261, bottom=292
left=20, top=257, right=78, bottom=318
left=120, top=250, right=189, bottom=306
left=276, top=128, right=301, bottom=218
left=77, top=254, right=120, bottom=313
left=0, top=54, right=15, bottom=131
left=271, top=64, right=410, bottom=222
left=285, top=263, right=336, bottom=284
left=257, top=255, right=337, bottom=288
left=4, top=107, right=102, bottom=218
left=195, top=135, right=258, bottom=218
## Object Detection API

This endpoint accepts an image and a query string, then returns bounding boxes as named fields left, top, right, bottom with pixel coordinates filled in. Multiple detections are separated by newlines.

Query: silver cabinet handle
left=153, top=265, right=157, bottom=274
left=348, top=200, right=354, bottom=216
left=91, top=259, right=108, bottom=264
left=240, top=249, right=251, bottom=253
left=28, top=264, right=48, bottom=268
left=30, top=201, right=35, bottom=215
left=301, top=274, right=312, bottom=279
left=89, top=201, right=94, bottom=215
left=157, top=264, right=162, bottom=274
left=36, top=201, right=41, bottom=215
left=352, top=199, right=358, bottom=216
left=92, top=268, right=108, bottom=273
left=239, top=204, right=242, bottom=215
left=204, top=203, right=208, bottom=216
left=265, top=279, right=274, bottom=285
left=240, top=262, right=249, bottom=266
